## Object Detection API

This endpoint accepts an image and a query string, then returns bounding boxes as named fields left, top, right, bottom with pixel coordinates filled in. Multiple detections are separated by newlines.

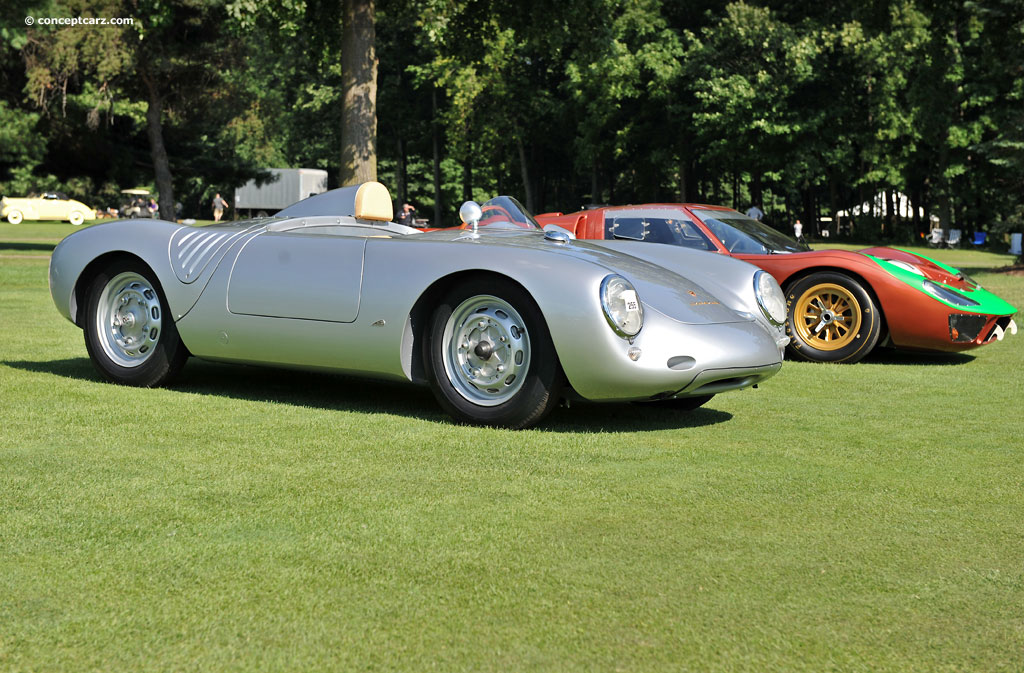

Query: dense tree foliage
left=2, top=0, right=1022, bottom=242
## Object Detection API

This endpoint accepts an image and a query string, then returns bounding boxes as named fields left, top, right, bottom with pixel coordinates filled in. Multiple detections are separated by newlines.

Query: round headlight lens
left=600, top=275, right=643, bottom=338
left=754, top=270, right=787, bottom=326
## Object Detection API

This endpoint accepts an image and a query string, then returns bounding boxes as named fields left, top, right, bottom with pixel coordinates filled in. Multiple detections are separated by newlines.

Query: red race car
left=536, top=204, right=1017, bottom=363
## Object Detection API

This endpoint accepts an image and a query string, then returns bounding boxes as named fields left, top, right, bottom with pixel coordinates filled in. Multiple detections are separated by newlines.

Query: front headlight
left=754, top=270, right=786, bottom=326
left=600, top=275, right=643, bottom=339
left=923, top=280, right=979, bottom=307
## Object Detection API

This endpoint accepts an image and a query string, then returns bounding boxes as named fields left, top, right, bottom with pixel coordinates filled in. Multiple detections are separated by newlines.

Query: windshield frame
left=475, top=195, right=542, bottom=231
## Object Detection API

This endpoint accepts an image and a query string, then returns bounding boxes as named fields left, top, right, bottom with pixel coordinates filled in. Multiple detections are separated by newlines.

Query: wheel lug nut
left=497, top=365, right=504, bottom=373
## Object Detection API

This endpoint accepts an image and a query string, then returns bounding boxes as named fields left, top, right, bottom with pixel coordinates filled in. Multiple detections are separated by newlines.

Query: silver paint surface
left=49, top=208, right=785, bottom=402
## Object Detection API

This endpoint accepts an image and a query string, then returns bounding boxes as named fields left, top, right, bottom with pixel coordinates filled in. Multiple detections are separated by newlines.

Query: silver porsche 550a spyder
left=49, top=181, right=789, bottom=428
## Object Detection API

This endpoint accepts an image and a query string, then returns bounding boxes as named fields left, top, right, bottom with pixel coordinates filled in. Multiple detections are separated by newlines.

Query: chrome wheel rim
left=442, top=295, right=531, bottom=406
left=95, top=272, right=163, bottom=368
left=794, top=282, right=861, bottom=350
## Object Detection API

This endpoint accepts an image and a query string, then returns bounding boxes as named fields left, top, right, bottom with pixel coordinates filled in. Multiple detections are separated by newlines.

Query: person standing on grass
left=212, top=193, right=229, bottom=222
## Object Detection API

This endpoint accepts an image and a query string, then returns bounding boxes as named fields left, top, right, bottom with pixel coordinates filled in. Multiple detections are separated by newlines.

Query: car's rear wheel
left=69, top=210, right=85, bottom=226
left=7, top=210, right=23, bottom=224
left=785, top=272, right=881, bottom=363
left=426, top=278, right=562, bottom=428
left=83, top=259, right=188, bottom=387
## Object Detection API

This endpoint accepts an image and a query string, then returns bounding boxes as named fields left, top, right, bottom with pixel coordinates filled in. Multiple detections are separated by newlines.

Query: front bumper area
left=949, top=314, right=1018, bottom=346
left=559, top=306, right=784, bottom=402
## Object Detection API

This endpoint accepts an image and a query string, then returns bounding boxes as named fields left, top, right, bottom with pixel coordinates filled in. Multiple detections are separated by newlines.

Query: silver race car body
left=49, top=182, right=787, bottom=428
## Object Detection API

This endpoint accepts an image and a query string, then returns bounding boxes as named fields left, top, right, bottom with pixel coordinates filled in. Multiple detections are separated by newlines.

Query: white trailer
left=235, top=168, right=329, bottom=216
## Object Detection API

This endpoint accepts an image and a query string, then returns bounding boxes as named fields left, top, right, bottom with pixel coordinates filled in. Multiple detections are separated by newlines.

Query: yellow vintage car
left=2, top=192, right=96, bottom=225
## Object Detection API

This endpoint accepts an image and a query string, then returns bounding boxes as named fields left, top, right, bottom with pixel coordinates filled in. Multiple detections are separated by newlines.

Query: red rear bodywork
left=537, top=204, right=1014, bottom=353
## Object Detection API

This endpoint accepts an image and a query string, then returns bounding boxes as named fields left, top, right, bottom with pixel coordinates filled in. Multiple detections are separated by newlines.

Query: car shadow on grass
left=3, top=357, right=733, bottom=432
left=860, top=348, right=975, bottom=366
left=0, top=241, right=57, bottom=253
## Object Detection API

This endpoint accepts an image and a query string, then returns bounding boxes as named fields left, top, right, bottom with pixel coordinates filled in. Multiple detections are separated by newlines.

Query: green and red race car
left=537, top=203, right=1017, bottom=363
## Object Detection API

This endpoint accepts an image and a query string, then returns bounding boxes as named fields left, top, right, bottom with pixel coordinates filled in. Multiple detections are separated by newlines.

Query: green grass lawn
left=1, top=235, right=1023, bottom=671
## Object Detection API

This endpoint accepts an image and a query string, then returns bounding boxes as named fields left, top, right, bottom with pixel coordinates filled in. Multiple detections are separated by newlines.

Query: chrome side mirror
left=459, top=201, right=483, bottom=234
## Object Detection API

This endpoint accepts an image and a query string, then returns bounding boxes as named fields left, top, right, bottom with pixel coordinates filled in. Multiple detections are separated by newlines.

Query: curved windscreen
left=692, top=208, right=810, bottom=254
left=477, top=196, right=542, bottom=230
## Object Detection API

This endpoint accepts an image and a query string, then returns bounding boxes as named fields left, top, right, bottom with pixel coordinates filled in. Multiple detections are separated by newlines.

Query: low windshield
left=477, top=196, right=541, bottom=230
left=693, top=209, right=810, bottom=254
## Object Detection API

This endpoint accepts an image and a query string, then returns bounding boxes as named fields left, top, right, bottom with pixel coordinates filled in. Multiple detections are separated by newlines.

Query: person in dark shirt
left=397, top=202, right=417, bottom=226
left=212, top=193, right=229, bottom=222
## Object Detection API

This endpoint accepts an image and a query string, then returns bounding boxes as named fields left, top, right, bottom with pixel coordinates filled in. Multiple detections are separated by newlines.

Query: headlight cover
left=754, top=270, right=787, bottom=326
left=600, top=275, right=643, bottom=339
left=886, top=259, right=924, bottom=276
left=923, top=280, right=979, bottom=307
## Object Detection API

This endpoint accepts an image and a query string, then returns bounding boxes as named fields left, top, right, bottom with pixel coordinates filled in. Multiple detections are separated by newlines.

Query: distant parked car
left=2, top=192, right=96, bottom=225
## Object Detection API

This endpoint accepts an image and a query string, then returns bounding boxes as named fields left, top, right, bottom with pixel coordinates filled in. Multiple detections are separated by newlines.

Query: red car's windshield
left=693, top=209, right=810, bottom=254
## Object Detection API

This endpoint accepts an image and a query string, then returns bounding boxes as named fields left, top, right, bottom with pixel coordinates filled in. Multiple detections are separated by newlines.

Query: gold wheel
left=793, top=283, right=862, bottom=351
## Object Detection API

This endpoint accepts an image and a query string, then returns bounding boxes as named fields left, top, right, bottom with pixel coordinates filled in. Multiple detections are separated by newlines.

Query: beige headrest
left=354, top=181, right=393, bottom=221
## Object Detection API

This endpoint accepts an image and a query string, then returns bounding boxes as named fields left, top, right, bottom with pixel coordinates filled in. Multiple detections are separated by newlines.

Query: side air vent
left=169, top=225, right=259, bottom=283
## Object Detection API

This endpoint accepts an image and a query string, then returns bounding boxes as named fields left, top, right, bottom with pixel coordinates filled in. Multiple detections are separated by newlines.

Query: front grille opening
left=949, top=314, right=987, bottom=343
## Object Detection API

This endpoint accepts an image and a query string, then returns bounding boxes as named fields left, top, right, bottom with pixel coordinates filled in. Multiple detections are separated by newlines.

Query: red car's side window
left=604, top=211, right=714, bottom=250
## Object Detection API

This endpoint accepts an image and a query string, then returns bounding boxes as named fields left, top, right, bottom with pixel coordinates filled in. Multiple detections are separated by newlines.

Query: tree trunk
left=143, top=76, right=175, bottom=222
left=432, top=87, right=442, bottom=227
left=828, top=171, right=838, bottom=226
left=677, top=157, right=687, bottom=203
left=340, top=0, right=377, bottom=186
left=462, top=156, right=473, bottom=203
left=396, top=137, right=407, bottom=205
left=731, top=167, right=739, bottom=210
left=516, top=134, right=534, bottom=213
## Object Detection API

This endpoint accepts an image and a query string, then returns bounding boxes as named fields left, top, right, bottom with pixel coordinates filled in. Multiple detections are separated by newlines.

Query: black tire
left=785, top=272, right=882, bottom=363
left=83, top=259, right=189, bottom=387
left=425, top=277, right=563, bottom=428
left=635, top=394, right=715, bottom=411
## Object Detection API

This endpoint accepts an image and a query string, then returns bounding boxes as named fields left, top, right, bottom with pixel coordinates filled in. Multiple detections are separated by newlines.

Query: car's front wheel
left=786, top=272, right=882, bottom=363
left=7, top=210, right=23, bottom=224
left=425, top=278, right=562, bottom=428
left=69, top=210, right=85, bottom=226
left=83, top=259, right=189, bottom=386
